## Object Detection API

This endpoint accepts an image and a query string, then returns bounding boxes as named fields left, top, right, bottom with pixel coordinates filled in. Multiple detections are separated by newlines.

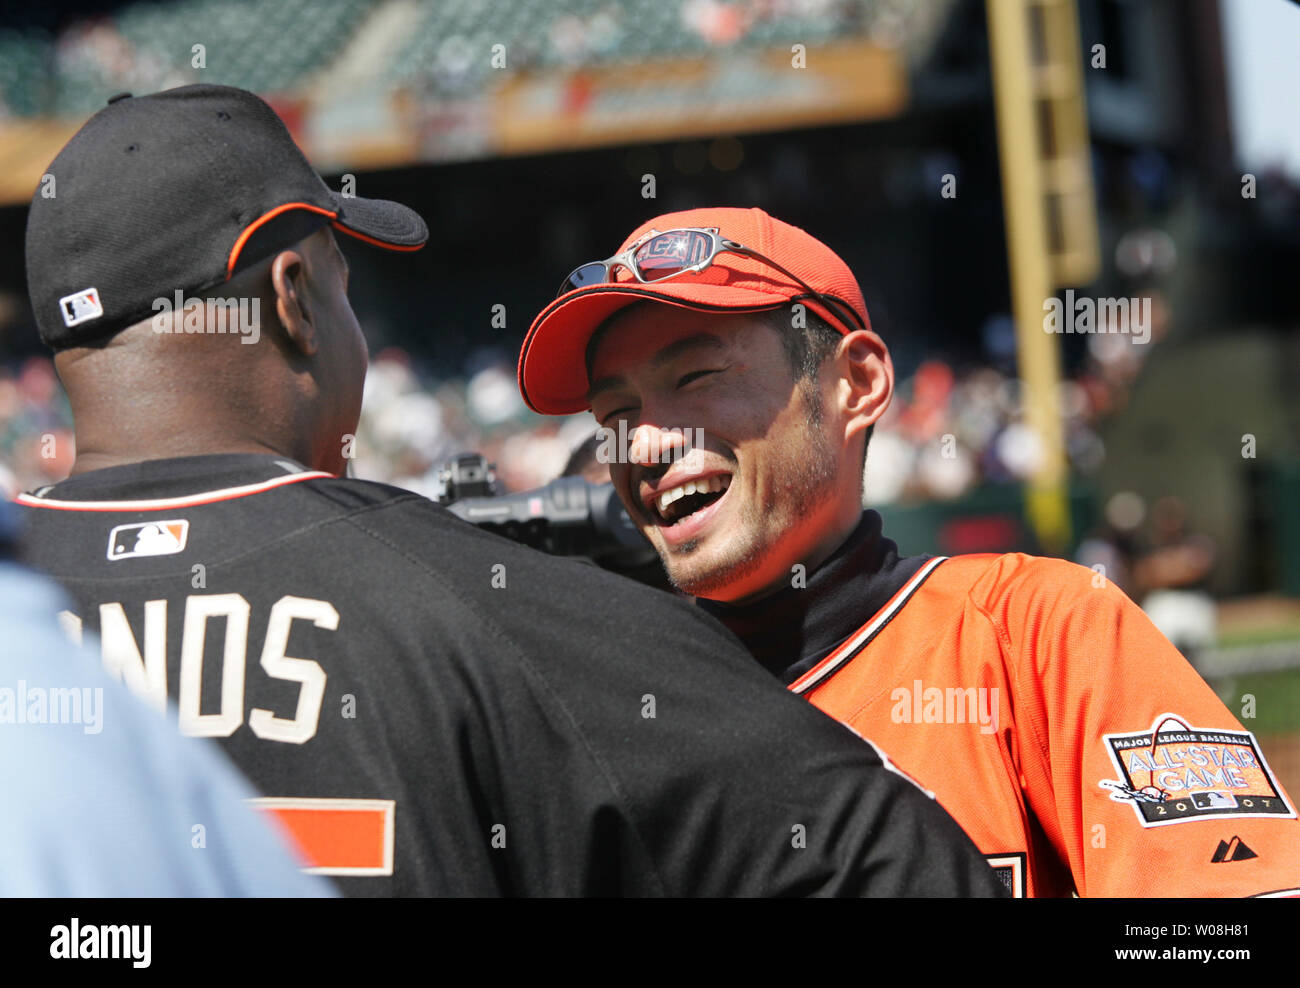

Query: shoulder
left=938, top=551, right=1106, bottom=604
left=295, top=473, right=428, bottom=513
left=326, top=480, right=735, bottom=644
left=922, top=553, right=1135, bottom=644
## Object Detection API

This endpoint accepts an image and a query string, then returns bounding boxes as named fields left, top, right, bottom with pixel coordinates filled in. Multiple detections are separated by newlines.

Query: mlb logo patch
left=59, top=287, right=103, bottom=327
left=1193, top=791, right=1238, bottom=810
left=107, top=520, right=189, bottom=561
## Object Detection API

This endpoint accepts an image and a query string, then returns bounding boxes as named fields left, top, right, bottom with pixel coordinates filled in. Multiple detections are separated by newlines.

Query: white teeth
left=655, top=475, right=732, bottom=516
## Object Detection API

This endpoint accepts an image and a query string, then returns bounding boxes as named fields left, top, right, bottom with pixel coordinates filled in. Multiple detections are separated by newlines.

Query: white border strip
left=15, top=471, right=332, bottom=512
left=790, top=555, right=949, bottom=695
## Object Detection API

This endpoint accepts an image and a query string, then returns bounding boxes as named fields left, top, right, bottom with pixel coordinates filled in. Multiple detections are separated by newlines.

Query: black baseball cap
left=26, top=84, right=428, bottom=350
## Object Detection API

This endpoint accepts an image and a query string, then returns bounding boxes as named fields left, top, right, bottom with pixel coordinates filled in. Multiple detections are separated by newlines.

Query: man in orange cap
left=519, top=206, right=1300, bottom=897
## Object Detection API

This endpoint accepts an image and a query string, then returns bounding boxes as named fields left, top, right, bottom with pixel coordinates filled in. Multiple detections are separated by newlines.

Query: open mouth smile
left=641, top=471, right=733, bottom=545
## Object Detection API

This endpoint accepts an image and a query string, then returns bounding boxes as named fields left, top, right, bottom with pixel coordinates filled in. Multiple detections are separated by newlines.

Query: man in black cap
left=17, top=85, right=1005, bottom=897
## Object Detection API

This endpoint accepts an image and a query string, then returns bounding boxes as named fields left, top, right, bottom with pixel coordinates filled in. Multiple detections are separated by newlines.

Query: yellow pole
left=985, top=0, right=1071, bottom=554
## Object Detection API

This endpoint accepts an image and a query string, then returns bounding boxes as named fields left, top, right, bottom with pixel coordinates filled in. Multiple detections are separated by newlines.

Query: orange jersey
left=789, top=553, right=1300, bottom=897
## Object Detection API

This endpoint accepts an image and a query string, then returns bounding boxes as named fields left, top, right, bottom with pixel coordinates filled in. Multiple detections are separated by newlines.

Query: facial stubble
left=660, top=381, right=840, bottom=599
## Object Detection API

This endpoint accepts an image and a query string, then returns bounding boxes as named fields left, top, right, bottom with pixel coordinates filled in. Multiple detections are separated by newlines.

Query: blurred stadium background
left=1, top=0, right=1298, bottom=791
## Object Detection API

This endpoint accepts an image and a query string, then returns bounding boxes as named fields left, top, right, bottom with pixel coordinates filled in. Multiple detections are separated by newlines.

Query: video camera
left=433, top=453, right=663, bottom=581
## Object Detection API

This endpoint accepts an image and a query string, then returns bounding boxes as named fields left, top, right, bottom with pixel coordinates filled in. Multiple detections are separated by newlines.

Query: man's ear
left=834, top=329, right=893, bottom=442
left=271, top=248, right=316, bottom=356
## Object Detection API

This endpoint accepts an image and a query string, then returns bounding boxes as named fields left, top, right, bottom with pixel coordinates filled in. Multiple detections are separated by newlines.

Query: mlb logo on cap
left=58, top=287, right=103, bottom=328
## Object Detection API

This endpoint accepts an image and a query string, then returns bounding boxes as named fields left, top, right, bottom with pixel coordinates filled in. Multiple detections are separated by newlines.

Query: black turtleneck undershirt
left=697, top=511, right=931, bottom=686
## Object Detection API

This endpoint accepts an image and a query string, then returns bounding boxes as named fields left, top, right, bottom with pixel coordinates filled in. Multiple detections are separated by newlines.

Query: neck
left=719, top=503, right=866, bottom=606
left=66, top=395, right=331, bottom=477
left=697, top=511, right=922, bottom=683
left=55, top=323, right=340, bottom=478
left=69, top=437, right=312, bottom=476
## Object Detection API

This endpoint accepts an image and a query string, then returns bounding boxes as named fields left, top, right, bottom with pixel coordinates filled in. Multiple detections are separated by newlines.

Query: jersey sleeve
left=388, top=503, right=1007, bottom=897
left=994, top=555, right=1300, bottom=897
left=505, top=583, right=1009, bottom=897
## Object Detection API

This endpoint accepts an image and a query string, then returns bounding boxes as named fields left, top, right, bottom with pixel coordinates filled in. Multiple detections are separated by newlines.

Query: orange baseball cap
left=517, top=206, right=871, bottom=415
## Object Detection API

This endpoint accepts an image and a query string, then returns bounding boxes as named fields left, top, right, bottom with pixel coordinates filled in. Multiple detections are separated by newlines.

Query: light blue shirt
left=0, top=560, right=334, bottom=897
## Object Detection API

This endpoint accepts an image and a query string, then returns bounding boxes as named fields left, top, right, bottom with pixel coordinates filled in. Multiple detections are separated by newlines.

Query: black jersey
left=16, top=453, right=1004, bottom=897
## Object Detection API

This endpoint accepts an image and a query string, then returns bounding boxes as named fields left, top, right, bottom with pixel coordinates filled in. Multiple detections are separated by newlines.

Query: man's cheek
left=608, top=460, right=629, bottom=493
left=611, top=471, right=640, bottom=520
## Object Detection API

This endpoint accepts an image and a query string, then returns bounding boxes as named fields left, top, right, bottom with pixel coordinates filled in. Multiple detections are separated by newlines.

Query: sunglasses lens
left=560, top=263, right=610, bottom=295
left=633, top=230, right=715, bottom=282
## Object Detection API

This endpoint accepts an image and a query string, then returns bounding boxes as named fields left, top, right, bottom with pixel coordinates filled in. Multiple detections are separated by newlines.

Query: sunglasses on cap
left=557, top=227, right=865, bottom=334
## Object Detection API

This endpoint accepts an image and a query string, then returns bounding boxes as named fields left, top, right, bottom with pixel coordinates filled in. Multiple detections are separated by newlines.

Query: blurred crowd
left=864, top=292, right=1166, bottom=505
left=0, top=356, right=75, bottom=497
left=355, top=298, right=1168, bottom=507
left=1077, top=490, right=1218, bottom=657
left=0, top=285, right=1164, bottom=507
left=0, top=0, right=940, bottom=122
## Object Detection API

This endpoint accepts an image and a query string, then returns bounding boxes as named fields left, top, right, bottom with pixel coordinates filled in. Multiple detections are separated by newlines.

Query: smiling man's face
left=587, top=304, right=846, bottom=602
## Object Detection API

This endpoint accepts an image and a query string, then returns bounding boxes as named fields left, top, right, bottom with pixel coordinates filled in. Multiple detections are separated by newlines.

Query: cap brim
left=329, top=191, right=428, bottom=250
left=518, top=282, right=790, bottom=415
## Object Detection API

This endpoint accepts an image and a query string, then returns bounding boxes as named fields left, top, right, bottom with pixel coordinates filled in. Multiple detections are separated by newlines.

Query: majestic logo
left=106, top=520, right=189, bottom=561
left=59, top=287, right=103, bottom=327
left=1211, top=836, right=1257, bottom=863
left=1099, top=713, right=1294, bottom=827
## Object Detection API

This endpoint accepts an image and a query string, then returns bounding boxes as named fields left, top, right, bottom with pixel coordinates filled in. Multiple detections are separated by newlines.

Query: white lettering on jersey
left=82, top=593, right=335, bottom=744
left=249, top=596, right=334, bottom=745
left=178, top=594, right=249, bottom=737
left=100, top=600, right=168, bottom=715
left=56, top=609, right=83, bottom=646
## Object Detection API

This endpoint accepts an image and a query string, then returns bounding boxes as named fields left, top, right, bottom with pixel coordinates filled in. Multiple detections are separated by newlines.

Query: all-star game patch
left=1100, top=713, right=1295, bottom=827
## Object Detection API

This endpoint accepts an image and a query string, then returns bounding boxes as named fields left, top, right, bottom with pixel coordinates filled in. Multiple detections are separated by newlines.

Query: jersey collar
left=16, top=454, right=330, bottom=512
left=696, top=510, right=932, bottom=685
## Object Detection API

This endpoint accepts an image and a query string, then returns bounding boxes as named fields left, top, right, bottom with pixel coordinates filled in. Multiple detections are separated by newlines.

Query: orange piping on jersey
left=13, top=470, right=333, bottom=512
